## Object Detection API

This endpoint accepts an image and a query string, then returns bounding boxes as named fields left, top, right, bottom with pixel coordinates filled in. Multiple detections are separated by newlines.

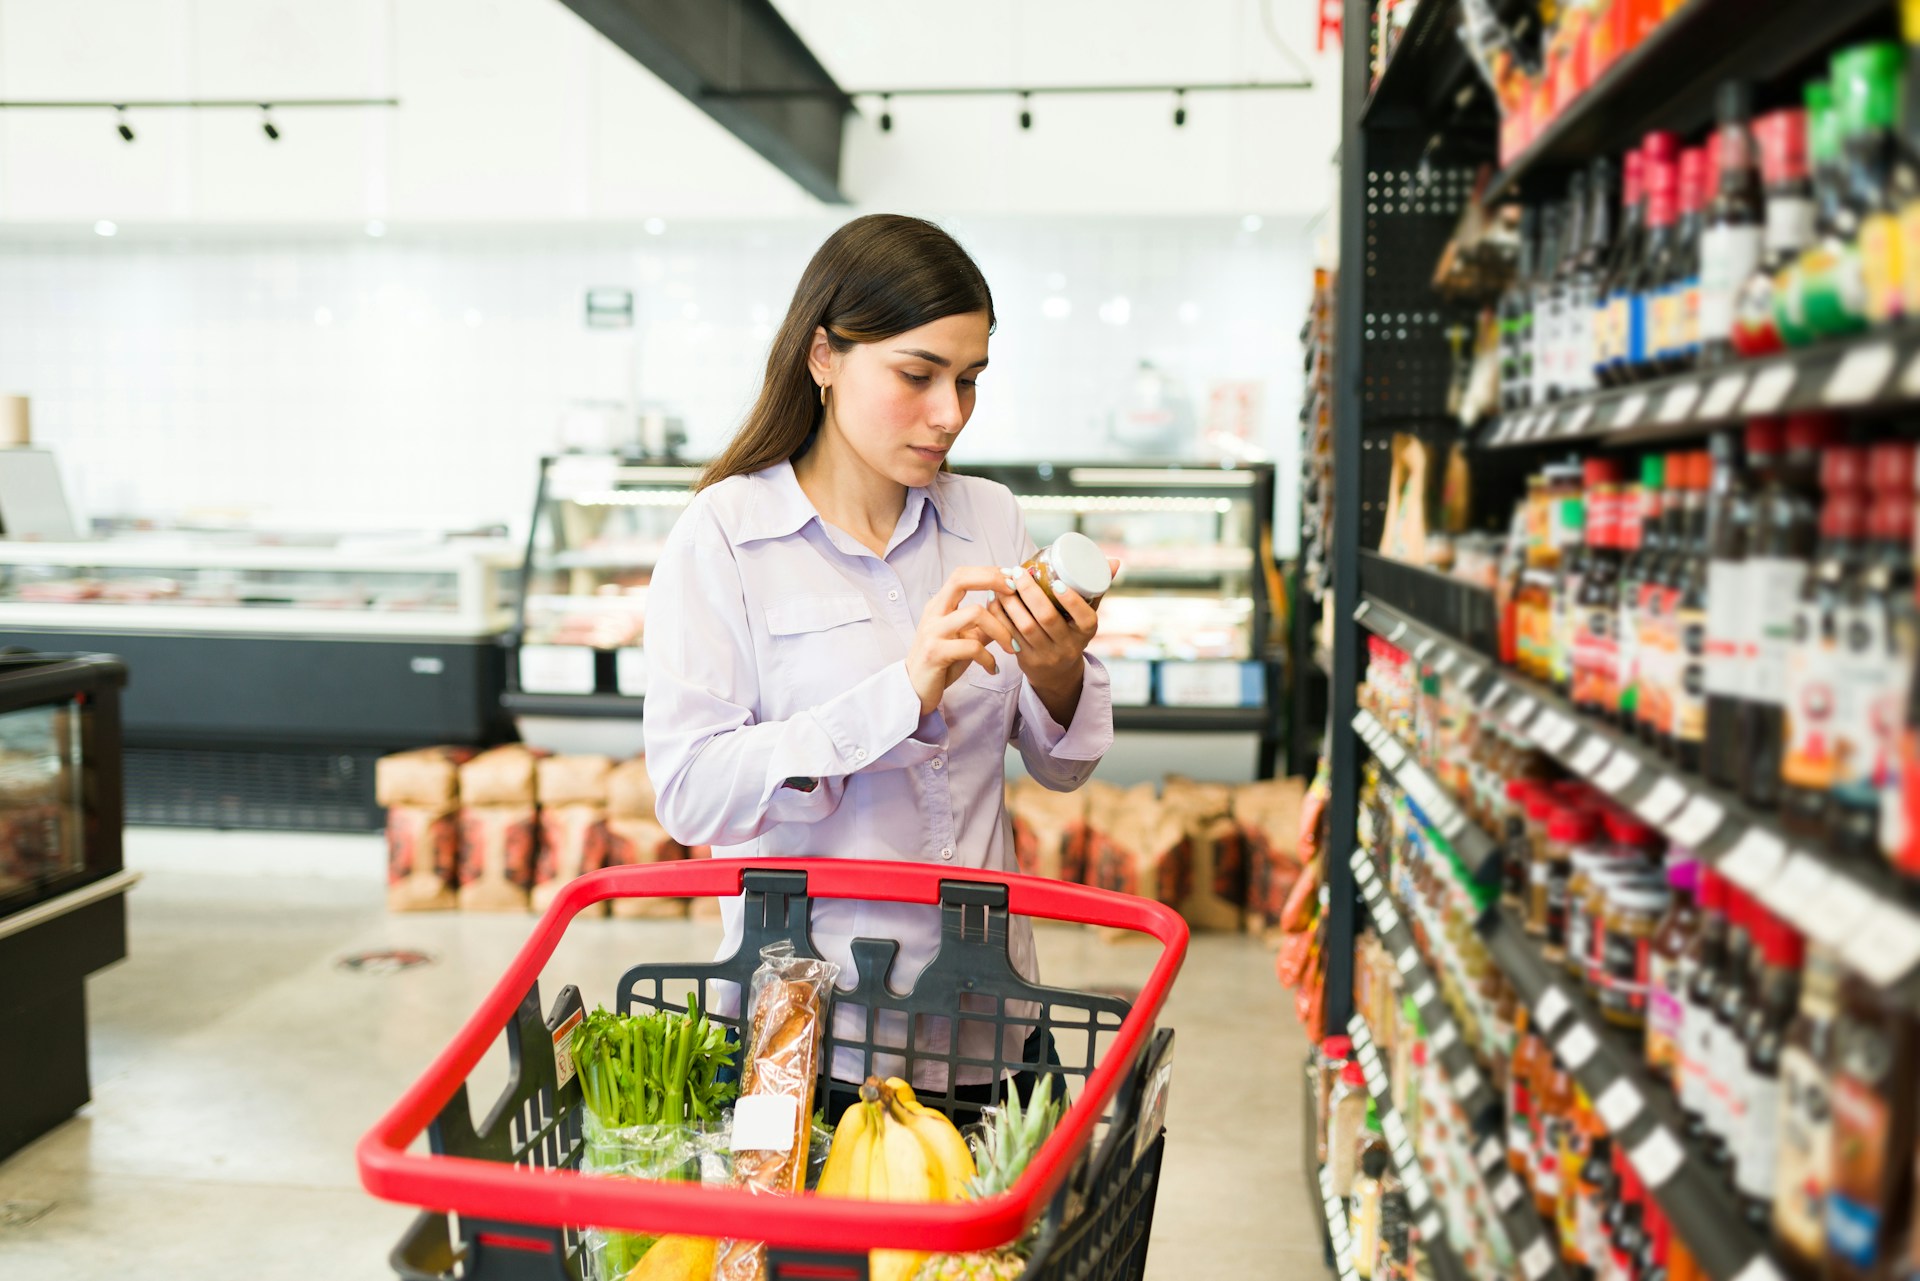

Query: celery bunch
left=572, top=997, right=737, bottom=1129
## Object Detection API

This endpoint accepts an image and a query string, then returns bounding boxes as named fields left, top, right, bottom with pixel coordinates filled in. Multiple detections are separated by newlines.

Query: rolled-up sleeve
left=643, top=502, right=945, bottom=848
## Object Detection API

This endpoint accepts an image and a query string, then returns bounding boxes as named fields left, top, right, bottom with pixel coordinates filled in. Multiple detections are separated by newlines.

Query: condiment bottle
left=1021, top=530, right=1112, bottom=615
left=1745, top=415, right=1837, bottom=811
left=1525, top=791, right=1562, bottom=938
left=1825, top=973, right=1920, bottom=1280
left=1700, top=81, right=1765, bottom=364
left=1352, top=1125, right=1388, bottom=1277
left=1621, top=454, right=1667, bottom=729
left=1602, top=880, right=1670, bottom=1032
left=1772, top=945, right=1842, bottom=1279
left=1544, top=807, right=1600, bottom=965
left=1536, top=1067, right=1575, bottom=1222
left=1777, top=82, right=1838, bottom=348
left=1679, top=870, right=1730, bottom=1144
left=1576, top=459, right=1625, bottom=718
left=1706, top=889, right=1759, bottom=1171
left=1631, top=133, right=1683, bottom=382
left=1672, top=450, right=1713, bottom=771
left=1839, top=41, right=1911, bottom=328
left=1781, top=445, right=1869, bottom=838
left=1578, top=1132, right=1615, bottom=1271
left=1641, top=450, right=1693, bottom=749
left=1646, top=856, right=1701, bottom=1085
left=1505, top=779, right=1543, bottom=912
left=1706, top=421, right=1782, bottom=790
left=1734, top=908, right=1805, bottom=1228
left=1796, top=66, right=1870, bottom=342
left=1329, top=1058, right=1370, bottom=1197
left=1602, top=147, right=1650, bottom=388
left=1733, top=109, right=1816, bottom=355
left=1654, top=145, right=1705, bottom=373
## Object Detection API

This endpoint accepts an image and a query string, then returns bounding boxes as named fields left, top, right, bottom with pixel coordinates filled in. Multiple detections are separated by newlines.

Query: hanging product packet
left=713, top=942, right=842, bottom=1281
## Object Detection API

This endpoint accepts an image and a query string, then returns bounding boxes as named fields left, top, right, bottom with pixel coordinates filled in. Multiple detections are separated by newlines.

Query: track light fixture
left=879, top=93, right=892, bottom=132
left=1174, top=89, right=1187, bottom=127
left=261, top=105, right=279, bottom=141
left=114, top=106, right=133, bottom=142
left=1019, top=91, right=1032, bottom=131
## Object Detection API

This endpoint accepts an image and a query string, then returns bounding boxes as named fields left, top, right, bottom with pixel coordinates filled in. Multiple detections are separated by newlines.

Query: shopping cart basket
left=358, top=857, right=1189, bottom=1281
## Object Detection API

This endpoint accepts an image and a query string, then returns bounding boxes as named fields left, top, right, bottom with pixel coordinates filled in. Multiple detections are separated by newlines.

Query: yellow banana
left=886, top=1094, right=975, bottom=1200
left=870, top=1249, right=927, bottom=1281
left=877, top=1109, right=934, bottom=1202
left=817, top=1095, right=871, bottom=1197
left=864, top=1104, right=893, bottom=1201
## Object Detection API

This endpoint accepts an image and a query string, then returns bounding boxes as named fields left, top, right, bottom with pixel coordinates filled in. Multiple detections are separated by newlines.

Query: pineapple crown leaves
left=963, top=1075, right=1064, bottom=1201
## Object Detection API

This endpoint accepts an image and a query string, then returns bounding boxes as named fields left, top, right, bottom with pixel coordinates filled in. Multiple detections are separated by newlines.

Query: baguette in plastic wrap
left=712, top=943, right=840, bottom=1281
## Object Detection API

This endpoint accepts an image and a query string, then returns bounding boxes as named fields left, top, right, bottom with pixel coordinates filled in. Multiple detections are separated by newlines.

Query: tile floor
left=0, top=866, right=1322, bottom=1279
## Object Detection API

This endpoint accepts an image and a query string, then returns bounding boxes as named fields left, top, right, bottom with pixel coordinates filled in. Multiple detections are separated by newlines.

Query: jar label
left=1772, top=1044, right=1834, bottom=1260
left=1782, top=598, right=1840, bottom=792
left=1701, top=224, right=1765, bottom=343
left=1645, top=950, right=1685, bottom=1076
left=1704, top=560, right=1749, bottom=698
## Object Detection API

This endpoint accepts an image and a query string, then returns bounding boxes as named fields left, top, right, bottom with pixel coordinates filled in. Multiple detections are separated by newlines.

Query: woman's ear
left=807, top=325, right=835, bottom=389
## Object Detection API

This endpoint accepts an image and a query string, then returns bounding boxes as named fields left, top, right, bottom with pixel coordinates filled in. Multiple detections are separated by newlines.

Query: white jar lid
left=1049, top=531, right=1112, bottom=596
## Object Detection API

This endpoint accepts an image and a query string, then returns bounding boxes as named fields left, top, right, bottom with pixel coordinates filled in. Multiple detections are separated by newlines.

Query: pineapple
left=911, top=1078, right=1066, bottom=1281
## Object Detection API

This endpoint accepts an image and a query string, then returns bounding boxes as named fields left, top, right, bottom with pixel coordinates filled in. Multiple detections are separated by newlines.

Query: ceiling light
left=879, top=94, right=892, bottom=133
left=1241, top=213, right=1264, bottom=233
left=261, top=106, right=279, bottom=141
left=1041, top=295, right=1072, bottom=320
left=365, top=219, right=386, bottom=237
left=93, top=220, right=118, bottom=238
left=1018, top=92, right=1032, bottom=131
left=1174, top=89, right=1187, bottom=127
left=644, top=217, right=667, bottom=236
left=114, top=107, right=133, bottom=143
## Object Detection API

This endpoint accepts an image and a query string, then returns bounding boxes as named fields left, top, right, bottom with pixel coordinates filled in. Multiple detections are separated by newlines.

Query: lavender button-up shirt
left=642, top=460, right=1113, bottom=1087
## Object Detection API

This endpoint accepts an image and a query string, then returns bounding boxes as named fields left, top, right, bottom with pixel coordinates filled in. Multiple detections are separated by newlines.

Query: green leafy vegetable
left=572, top=994, right=738, bottom=1129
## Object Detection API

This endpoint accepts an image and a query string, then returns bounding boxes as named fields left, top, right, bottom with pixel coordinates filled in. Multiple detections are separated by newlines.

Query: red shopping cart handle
left=356, top=858, right=1189, bottom=1254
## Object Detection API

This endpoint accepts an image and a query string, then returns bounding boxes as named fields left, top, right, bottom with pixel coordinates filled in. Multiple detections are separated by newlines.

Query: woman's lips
left=910, top=445, right=949, bottom=460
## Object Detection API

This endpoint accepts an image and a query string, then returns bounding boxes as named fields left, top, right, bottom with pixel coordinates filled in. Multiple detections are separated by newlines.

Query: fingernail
left=1011, top=638, right=1022, bottom=653
left=1004, top=577, right=1019, bottom=592
left=1000, top=566, right=1020, bottom=577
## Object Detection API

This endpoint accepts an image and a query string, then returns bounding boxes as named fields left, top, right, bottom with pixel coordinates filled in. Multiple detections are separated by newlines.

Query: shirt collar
left=729, top=460, right=972, bottom=546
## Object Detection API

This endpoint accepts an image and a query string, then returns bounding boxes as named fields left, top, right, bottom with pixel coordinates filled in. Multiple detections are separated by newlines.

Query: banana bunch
left=817, top=1076, right=977, bottom=1281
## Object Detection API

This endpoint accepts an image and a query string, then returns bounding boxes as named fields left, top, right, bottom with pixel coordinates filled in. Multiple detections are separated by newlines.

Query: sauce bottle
left=1574, top=157, right=1615, bottom=396
left=1838, top=41, right=1911, bottom=328
left=1799, top=60, right=1872, bottom=342
left=1640, top=452, right=1691, bottom=749
left=1734, top=108, right=1817, bottom=356
left=1773, top=945, right=1842, bottom=1280
left=1629, top=134, right=1682, bottom=383
left=1579, top=1133, right=1616, bottom=1271
left=1707, top=889, right=1758, bottom=1170
left=1680, top=870, right=1730, bottom=1144
left=1673, top=451, right=1713, bottom=772
left=1745, top=416, right=1838, bottom=811
left=1621, top=454, right=1666, bottom=729
left=1556, top=479, right=1591, bottom=697
left=1544, top=807, right=1598, bottom=966
left=1735, top=909, right=1805, bottom=1230
left=1353, top=1141, right=1389, bottom=1278
left=1778, top=83, right=1839, bottom=348
left=1646, top=856, right=1701, bottom=1086
left=1655, top=145, right=1705, bottom=373
left=1503, top=206, right=1540, bottom=412
left=1602, top=147, right=1650, bottom=388
left=1701, top=81, right=1765, bottom=364
left=1536, top=1066, right=1574, bottom=1221
left=1577, top=460, right=1625, bottom=718
left=1832, top=443, right=1918, bottom=864
left=1781, top=446, right=1869, bottom=839
left=1825, top=974, right=1920, bottom=1280
left=1706, top=422, right=1782, bottom=790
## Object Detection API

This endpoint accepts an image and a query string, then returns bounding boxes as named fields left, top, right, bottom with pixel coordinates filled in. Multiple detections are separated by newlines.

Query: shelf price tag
left=1492, top=1173, right=1525, bottom=1213
left=1389, top=621, right=1408, bottom=643
left=1396, top=946, right=1420, bottom=975
left=1456, top=662, right=1483, bottom=690
left=1665, top=796, right=1726, bottom=850
left=1479, top=681, right=1509, bottom=711
left=1595, top=753, right=1642, bottom=794
left=1742, top=362, right=1798, bottom=415
left=1521, top=1237, right=1558, bottom=1281
left=1632, top=777, right=1690, bottom=825
left=1504, top=695, right=1540, bottom=730
left=1418, top=1209, right=1443, bottom=1242
left=1627, top=1125, right=1686, bottom=1189
left=1431, top=1021, right=1460, bottom=1052
left=1804, top=875, right=1878, bottom=948
left=1533, top=985, right=1573, bottom=1035
left=1561, top=401, right=1596, bottom=437
left=1570, top=738, right=1613, bottom=777
left=1556, top=1021, right=1600, bottom=1070
left=1759, top=851, right=1832, bottom=929
left=1411, top=979, right=1436, bottom=1008
left=1718, top=827, right=1787, bottom=892
left=1433, top=649, right=1458, bottom=675
left=1823, top=341, right=1896, bottom=406
left=1451, top=1064, right=1484, bottom=1101
left=1844, top=902, right=1920, bottom=987
left=1533, top=712, right=1580, bottom=753
left=1476, top=1135, right=1506, bottom=1172
left=1596, top=1078, right=1645, bottom=1132
left=1656, top=382, right=1701, bottom=423
left=1414, top=638, right=1437, bottom=661
left=1731, top=1254, right=1788, bottom=1281
left=1353, top=600, right=1373, bottom=623
left=1611, top=392, right=1650, bottom=430
left=1699, top=372, right=1749, bottom=420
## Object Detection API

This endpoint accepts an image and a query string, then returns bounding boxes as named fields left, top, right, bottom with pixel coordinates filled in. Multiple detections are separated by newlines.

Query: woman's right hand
left=907, top=568, right=1019, bottom=716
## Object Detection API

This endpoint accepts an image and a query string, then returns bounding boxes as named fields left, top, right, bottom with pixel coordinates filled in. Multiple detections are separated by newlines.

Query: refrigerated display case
left=507, top=457, right=1285, bottom=774
left=0, top=534, right=520, bottom=831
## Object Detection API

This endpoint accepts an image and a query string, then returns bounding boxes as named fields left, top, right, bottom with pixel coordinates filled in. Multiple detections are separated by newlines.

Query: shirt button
left=887, top=589, right=900, bottom=601
left=931, top=757, right=944, bottom=771
left=939, top=846, right=954, bottom=861
left=854, top=748, right=868, bottom=761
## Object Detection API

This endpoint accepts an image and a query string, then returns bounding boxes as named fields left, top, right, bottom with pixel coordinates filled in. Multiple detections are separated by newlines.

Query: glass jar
left=1524, top=791, right=1561, bottom=936
left=1644, top=857, right=1700, bottom=1084
left=1504, top=779, right=1543, bottom=911
left=1599, top=882, right=1672, bottom=1031
left=1021, top=530, right=1112, bottom=614
left=1543, top=808, right=1601, bottom=965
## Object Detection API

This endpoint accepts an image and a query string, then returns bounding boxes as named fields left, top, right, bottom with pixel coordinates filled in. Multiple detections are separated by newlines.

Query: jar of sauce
left=1022, top=531, right=1112, bottom=614
left=1601, top=882, right=1671, bottom=1030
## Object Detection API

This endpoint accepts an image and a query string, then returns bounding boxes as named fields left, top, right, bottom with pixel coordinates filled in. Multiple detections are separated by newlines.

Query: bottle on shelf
left=1620, top=454, right=1666, bottom=733
left=1553, top=468, right=1589, bottom=698
left=1705, top=422, right=1780, bottom=791
left=1535, top=202, right=1568, bottom=407
left=1504, top=206, right=1541, bottom=414
left=1771, top=944, right=1840, bottom=1280
left=1646, top=856, right=1700, bottom=1087
left=1824, top=972, right=1920, bottom=1281
left=1555, top=175, right=1590, bottom=400
left=1838, top=41, right=1911, bottom=328
left=1601, top=146, right=1649, bottom=388
left=1700, top=81, right=1765, bottom=366
left=1352, top=1135, right=1389, bottom=1279
left=1572, top=157, right=1614, bottom=398
left=1898, top=0, right=1920, bottom=322
left=1574, top=459, right=1623, bottom=719
left=1734, top=908, right=1804, bottom=1231
left=1733, top=108, right=1815, bottom=356
left=1831, top=442, right=1918, bottom=863
left=1781, top=445, right=1869, bottom=839
left=1744, top=416, right=1836, bottom=812
left=1632, top=133, right=1683, bottom=383
left=1655, top=145, right=1705, bottom=373
left=1639, top=450, right=1691, bottom=752
left=1794, top=67, right=1870, bottom=343
left=1672, top=451, right=1712, bottom=774
left=1706, top=889, right=1758, bottom=1173
left=1679, top=869, right=1730, bottom=1144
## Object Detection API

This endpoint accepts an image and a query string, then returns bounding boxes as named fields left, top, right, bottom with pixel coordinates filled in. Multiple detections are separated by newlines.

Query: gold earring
left=819, top=384, right=827, bottom=407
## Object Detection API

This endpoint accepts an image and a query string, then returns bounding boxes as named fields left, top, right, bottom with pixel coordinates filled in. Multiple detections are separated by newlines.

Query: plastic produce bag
left=581, top=1116, right=707, bottom=1279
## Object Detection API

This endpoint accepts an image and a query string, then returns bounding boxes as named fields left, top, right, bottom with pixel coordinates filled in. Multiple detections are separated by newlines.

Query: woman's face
left=812, top=310, right=991, bottom=488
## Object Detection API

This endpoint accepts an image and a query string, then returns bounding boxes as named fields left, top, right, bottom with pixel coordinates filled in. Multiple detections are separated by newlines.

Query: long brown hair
left=697, top=214, right=995, bottom=491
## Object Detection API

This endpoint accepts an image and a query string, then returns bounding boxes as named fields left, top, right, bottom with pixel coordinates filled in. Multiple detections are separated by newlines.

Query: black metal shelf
left=1360, top=0, right=1474, bottom=128
left=1480, top=908, right=1773, bottom=1281
left=502, top=690, right=643, bottom=718
left=1480, top=327, right=1920, bottom=453
left=1352, top=592, right=1920, bottom=1000
left=1354, top=708, right=1501, bottom=882
left=1112, top=704, right=1271, bottom=734
left=1485, top=0, right=1888, bottom=201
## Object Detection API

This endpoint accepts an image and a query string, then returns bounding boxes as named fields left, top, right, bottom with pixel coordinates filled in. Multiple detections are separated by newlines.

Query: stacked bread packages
left=533, top=754, right=614, bottom=916
left=1004, top=778, right=1091, bottom=885
left=1233, top=776, right=1310, bottom=942
left=603, top=757, right=690, bottom=919
left=1161, top=777, right=1250, bottom=932
left=456, top=745, right=545, bottom=912
left=1080, top=781, right=1193, bottom=939
left=377, top=747, right=473, bottom=912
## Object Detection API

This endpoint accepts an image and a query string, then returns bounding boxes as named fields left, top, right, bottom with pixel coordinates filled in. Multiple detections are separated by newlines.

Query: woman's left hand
left=991, top=558, right=1119, bottom=727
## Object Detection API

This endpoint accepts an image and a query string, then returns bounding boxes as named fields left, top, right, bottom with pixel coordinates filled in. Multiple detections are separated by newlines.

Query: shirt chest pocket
left=763, top=594, right=888, bottom=710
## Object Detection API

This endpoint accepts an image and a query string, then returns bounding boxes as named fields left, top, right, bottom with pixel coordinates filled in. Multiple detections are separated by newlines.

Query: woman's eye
left=959, top=379, right=978, bottom=390
left=900, top=372, right=930, bottom=385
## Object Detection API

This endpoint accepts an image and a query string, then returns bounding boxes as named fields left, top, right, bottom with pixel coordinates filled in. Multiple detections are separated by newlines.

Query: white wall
left=0, top=0, right=1341, bottom=223
left=1, top=217, right=1310, bottom=534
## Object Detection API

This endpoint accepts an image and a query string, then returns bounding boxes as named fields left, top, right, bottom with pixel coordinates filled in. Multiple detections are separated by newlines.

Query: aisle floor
left=0, top=868, right=1320, bottom=1279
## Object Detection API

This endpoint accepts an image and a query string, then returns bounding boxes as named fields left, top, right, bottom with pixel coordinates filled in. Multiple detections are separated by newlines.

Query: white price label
left=1760, top=852, right=1832, bottom=928
left=1504, top=695, right=1540, bottom=730
left=1411, top=979, right=1437, bottom=1007
left=1665, top=796, right=1726, bottom=850
left=551, top=1007, right=584, bottom=1090
left=614, top=646, right=649, bottom=697
left=1431, top=1021, right=1460, bottom=1052
left=1396, top=947, right=1419, bottom=975
left=1731, top=1255, right=1788, bottom=1281
left=1378, top=740, right=1408, bottom=769
left=730, top=1093, right=800, bottom=1152
left=1804, top=875, right=1879, bottom=948
left=1408, top=1176, right=1431, bottom=1211
left=1480, top=681, right=1509, bottom=711
left=1452, top=1064, right=1484, bottom=1100
left=1611, top=392, right=1650, bottom=429
left=1557, top=1021, right=1600, bottom=1070
left=1348, top=1015, right=1370, bottom=1043
left=1534, top=713, right=1579, bottom=753
left=1742, top=361, right=1798, bottom=415
left=1596, top=1077, right=1645, bottom=1131
left=1457, top=663, right=1483, bottom=689
left=1493, top=1174, right=1524, bottom=1213
left=1596, top=753, right=1642, bottom=794
left=1560, top=401, right=1596, bottom=436
left=1476, top=1136, right=1506, bottom=1171
left=1718, top=827, right=1787, bottom=892
left=1389, top=622, right=1408, bottom=643
left=1440, top=812, right=1469, bottom=841
left=1414, top=638, right=1437, bottom=660
left=1823, top=341, right=1896, bottom=406
left=1418, top=1208, right=1442, bottom=1239
left=1433, top=649, right=1458, bottom=675
left=1699, top=372, right=1749, bottom=420
left=1352, top=710, right=1374, bottom=736
left=1844, top=902, right=1920, bottom=987
left=1521, top=1236, right=1558, bottom=1281
left=1657, top=382, right=1701, bottom=423
left=1533, top=986, right=1572, bottom=1035
left=1633, top=777, right=1690, bottom=825
left=1570, top=738, right=1613, bottom=776
left=1353, top=600, right=1373, bottom=622
left=1628, top=1125, right=1686, bottom=1188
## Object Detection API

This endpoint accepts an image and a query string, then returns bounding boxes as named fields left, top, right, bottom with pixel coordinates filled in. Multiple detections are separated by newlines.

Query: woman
left=643, top=214, right=1113, bottom=1115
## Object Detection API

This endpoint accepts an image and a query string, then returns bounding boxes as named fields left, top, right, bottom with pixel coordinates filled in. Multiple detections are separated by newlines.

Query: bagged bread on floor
left=1234, top=777, right=1309, bottom=940
left=457, top=804, right=538, bottom=912
left=605, top=755, right=658, bottom=819
left=1005, top=778, right=1090, bottom=883
left=458, top=744, right=546, bottom=808
left=385, top=805, right=460, bottom=912
left=603, top=815, right=688, bottom=919
left=713, top=942, right=841, bottom=1281
left=1084, top=783, right=1192, bottom=916
left=535, top=753, right=613, bottom=808
left=1161, top=777, right=1247, bottom=932
left=533, top=802, right=611, bottom=916
left=375, top=746, right=473, bottom=810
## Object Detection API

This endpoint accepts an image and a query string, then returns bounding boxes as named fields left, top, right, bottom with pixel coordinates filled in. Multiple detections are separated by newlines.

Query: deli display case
left=507, top=456, right=1285, bottom=774
left=0, top=534, right=520, bottom=831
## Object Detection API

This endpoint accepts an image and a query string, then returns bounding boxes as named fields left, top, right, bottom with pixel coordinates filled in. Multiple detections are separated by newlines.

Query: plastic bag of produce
left=580, top=1117, right=708, bottom=1279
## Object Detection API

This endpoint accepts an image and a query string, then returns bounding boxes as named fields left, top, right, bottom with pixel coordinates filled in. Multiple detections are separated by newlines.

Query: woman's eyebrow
left=892, top=347, right=989, bottom=369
